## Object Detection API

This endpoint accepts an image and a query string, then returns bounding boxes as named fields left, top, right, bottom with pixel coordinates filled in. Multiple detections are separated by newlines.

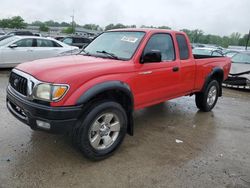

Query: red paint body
left=16, top=29, right=231, bottom=110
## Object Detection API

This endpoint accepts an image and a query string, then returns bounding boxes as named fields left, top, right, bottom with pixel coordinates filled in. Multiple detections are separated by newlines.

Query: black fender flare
left=76, top=81, right=134, bottom=136
left=202, top=67, right=224, bottom=96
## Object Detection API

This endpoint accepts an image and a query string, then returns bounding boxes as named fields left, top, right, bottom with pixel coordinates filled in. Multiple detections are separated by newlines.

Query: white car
left=0, top=36, right=79, bottom=68
left=224, top=51, right=250, bottom=89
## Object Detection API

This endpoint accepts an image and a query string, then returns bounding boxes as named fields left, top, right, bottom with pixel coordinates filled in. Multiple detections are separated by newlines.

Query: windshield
left=0, top=36, right=18, bottom=46
left=82, top=31, right=145, bottom=60
left=232, top=53, right=250, bottom=64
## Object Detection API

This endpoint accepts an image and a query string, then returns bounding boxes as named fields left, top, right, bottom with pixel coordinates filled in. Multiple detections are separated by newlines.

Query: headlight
left=34, top=83, right=69, bottom=102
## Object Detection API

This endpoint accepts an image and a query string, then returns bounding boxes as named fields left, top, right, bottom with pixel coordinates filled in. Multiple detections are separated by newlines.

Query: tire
left=73, top=101, right=127, bottom=160
left=195, top=80, right=219, bottom=112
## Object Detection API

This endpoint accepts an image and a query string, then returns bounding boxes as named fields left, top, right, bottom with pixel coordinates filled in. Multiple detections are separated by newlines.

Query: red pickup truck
left=7, top=29, right=231, bottom=160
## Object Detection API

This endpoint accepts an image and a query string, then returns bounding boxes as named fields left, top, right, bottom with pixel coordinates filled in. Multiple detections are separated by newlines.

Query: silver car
left=0, top=36, right=79, bottom=68
left=224, top=51, right=250, bottom=89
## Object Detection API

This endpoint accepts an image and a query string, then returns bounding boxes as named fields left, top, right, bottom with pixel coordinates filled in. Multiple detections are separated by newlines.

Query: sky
left=0, top=0, right=249, bottom=36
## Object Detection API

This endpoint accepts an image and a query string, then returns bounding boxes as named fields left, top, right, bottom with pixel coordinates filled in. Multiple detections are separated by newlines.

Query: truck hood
left=16, top=55, right=133, bottom=83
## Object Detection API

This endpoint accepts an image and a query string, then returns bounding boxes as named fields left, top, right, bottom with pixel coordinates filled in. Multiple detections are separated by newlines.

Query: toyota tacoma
left=6, top=29, right=231, bottom=160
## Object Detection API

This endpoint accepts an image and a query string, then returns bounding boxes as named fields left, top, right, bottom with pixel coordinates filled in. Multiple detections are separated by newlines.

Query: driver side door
left=134, top=33, right=181, bottom=108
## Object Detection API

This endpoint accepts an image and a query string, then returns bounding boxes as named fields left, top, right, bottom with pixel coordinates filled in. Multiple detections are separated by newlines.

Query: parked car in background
left=0, top=31, right=5, bottom=36
left=6, top=31, right=35, bottom=36
left=62, top=36, right=92, bottom=48
left=54, top=36, right=65, bottom=41
left=0, top=35, right=12, bottom=42
left=224, top=50, right=239, bottom=58
left=223, top=51, right=250, bottom=89
left=0, top=36, right=79, bottom=68
left=192, top=47, right=224, bottom=57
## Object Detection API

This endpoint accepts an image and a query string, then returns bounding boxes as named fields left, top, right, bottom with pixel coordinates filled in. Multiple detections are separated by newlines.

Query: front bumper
left=6, top=85, right=82, bottom=134
left=223, top=76, right=250, bottom=89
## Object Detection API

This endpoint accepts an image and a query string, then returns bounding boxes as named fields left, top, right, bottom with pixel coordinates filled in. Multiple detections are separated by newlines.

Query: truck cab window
left=176, top=34, right=189, bottom=60
left=143, top=33, right=175, bottom=61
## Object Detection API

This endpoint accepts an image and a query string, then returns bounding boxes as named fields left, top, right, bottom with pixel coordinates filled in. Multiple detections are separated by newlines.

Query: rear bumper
left=6, top=85, right=82, bottom=134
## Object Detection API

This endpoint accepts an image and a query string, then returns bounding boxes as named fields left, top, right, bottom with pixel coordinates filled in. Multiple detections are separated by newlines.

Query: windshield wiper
left=96, top=50, right=119, bottom=59
left=79, top=49, right=91, bottom=56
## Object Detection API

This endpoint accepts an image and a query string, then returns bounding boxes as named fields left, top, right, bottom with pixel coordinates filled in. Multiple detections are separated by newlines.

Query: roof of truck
left=109, top=28, right=185, bottom=35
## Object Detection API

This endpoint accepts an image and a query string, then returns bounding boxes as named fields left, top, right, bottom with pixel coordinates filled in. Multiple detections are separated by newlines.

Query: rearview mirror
left=141, top=50, right=162, bottom=63
left=9, top=44, right=18, bottom=48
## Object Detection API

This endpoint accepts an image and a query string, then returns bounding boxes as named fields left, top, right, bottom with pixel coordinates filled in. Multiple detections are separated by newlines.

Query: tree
left=0, top=16, right=27, bottom=29
left=105, top=23, right=135, bottom=31
left=83, top=24, right=102, bottom=31
left=230, top=32, right=241, bottom=45
left=158, top=26, right=171, bottom=30
left=62, top=27, right=75, bottom=34
left=31, top=21, right=43, bottom=26
left=239, top=33, right=250, bottom=47
left=39, top=24, right=49, bottom=32
left=9, top=16, right=27, bottom=28
left=60, top=22, right=71, bottom=27
left=44, top=20, right=60, bottom=27
left=0, top=19, right=10, bottom=28
left=140, top=25, right=155, bottom=28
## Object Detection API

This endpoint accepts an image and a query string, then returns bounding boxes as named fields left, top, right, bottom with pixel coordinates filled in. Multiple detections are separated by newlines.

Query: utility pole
left=71, top=9, right=75, bottom=34
left=246, top=29, right=250, bottom=50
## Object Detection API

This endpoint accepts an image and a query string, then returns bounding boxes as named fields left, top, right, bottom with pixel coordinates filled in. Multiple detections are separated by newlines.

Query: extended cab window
left=176, top=34, right=189, bottom=60
left=143, top=33, right=175, bottom=61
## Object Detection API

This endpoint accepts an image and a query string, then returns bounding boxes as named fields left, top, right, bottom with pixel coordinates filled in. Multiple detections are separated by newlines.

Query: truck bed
left=193, top=54, right=224, bottom=59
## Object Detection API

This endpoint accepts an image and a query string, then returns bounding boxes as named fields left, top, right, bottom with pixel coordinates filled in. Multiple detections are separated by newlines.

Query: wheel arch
left=202, top=67, right=224, bottom=96
left=76, top=81, right=134, bottom=136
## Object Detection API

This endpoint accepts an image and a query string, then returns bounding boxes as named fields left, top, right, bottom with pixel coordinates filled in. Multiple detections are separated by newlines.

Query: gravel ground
left=0, top=70, right=250, bottom=188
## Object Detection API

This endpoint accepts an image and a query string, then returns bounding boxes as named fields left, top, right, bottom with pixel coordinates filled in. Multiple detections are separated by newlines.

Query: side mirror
left=141, top=50, right=162, bottom=63
left=9, top=44, right=18, bottom=48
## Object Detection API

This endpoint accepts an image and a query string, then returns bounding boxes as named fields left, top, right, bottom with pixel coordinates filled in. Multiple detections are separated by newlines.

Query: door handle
left=172, top=67, right=179, bottom=72
left=138, top=71, right=153, bottom=75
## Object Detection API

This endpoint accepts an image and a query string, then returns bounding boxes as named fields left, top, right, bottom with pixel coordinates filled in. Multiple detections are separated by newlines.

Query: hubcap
left=207, top=85, right=217, bottom=106
left=89, top=113, right=121, bottom=150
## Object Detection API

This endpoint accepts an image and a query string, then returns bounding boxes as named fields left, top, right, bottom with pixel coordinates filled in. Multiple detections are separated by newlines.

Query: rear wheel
left=195, top=80, right=219, bottom=112
left=73, top=101, right=127, bottom=160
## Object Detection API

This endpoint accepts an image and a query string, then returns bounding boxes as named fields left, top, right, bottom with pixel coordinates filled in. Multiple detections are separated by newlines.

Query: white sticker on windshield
left=121, top=36, right=138, bottom=43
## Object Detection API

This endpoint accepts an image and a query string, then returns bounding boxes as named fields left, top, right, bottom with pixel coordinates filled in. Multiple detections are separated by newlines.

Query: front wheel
left=73, top=101, right=127, bottom=160
left=195, top=80, right=220, bottom=112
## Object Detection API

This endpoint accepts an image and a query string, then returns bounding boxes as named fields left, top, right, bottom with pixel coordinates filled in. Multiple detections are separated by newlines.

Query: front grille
left=9, top=72, right=28, bottom=96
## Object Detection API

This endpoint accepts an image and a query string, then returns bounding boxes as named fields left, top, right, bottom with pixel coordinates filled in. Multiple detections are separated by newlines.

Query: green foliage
left=140, top=25, right=171, bottom=29
left=140, top=25, right=155, bottom=28
left=230, top=32, right=241, bottom=45
left=62, top=27, right=75, bottom=34
left=0, top=16, right=27, bottom=29
left=181, top=29, right=250, bottom=48
left=39, top=24, right=49, bottom=32
left=158, top=26, right=171, bottom=30
left=31, top=20, right=71, bottom=27
left=104, top=23, right=136, bottom=31
left=83, top=24, right=103, bottom=31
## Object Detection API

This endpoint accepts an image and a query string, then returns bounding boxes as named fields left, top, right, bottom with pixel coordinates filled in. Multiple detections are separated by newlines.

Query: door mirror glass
left=141, top=50, right=162, bottom=63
